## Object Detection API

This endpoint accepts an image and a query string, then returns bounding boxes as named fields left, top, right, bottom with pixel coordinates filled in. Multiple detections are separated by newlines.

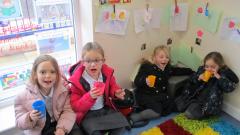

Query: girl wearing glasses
left=68, top=42, right=129, bottom=135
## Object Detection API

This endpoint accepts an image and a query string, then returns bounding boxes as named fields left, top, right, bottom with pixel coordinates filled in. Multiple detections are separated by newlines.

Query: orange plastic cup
left=147, top=75, right=156, bottom=87
left=203, top=70, right=213, bottom=82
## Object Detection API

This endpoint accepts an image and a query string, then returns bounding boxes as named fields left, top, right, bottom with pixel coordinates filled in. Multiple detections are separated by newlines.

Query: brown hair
left=152, top=45, right=169, bottom=61
left=81, top=42, right=105, bottom=59
left=30, top=55, right=61, bottom=88
left=203, top=51, right=226, bottom=69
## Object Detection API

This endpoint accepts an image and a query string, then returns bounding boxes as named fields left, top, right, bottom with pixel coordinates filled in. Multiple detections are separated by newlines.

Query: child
left=134, top=45, right=194, bottom=117
left=68, top=42, right=129, bottom=135
left=175, top=52, right=239, bottom=119
left=14, top=55, right=82, bottom=135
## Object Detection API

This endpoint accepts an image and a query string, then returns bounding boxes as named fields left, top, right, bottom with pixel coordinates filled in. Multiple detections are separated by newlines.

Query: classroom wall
left=177, top=0, right=240, bottom=119
left=92, top=0, right=181, bottom=88
left=90, top=0, right=240, bottom=119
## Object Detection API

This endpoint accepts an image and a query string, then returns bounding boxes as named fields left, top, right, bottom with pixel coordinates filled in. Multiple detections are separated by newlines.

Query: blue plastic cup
left=32, top=100, right=46, bottom=118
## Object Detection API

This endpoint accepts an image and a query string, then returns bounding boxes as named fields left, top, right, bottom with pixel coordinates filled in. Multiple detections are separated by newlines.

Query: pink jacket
left=14, top=81, right=76, bottom=135
left=68, top=62, right=120, bottom=124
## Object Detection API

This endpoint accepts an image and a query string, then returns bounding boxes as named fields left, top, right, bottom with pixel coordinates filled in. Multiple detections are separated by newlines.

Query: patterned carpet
left=140, top=113, right=240, bottom=135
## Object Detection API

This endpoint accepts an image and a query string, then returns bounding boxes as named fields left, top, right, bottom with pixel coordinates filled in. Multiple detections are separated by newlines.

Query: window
left=0, top=0, right=78, bottom=103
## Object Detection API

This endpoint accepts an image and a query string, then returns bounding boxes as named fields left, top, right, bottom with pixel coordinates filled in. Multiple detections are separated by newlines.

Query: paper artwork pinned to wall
left=219, top=17, right=240, bottom=43
left=95, top=7, right=130, bottom=35
left=170, top=3, right=189, bottom=31
left=192, top=3, right=222, bottom=33
left=133, top=8, right=161, bottom=33
left=99, top=0, right=131, bottom=5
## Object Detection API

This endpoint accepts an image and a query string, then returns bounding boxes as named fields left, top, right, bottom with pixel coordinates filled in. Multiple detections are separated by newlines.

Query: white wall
left=176, top=0, right=240, bottom=120
left=92, top=0, right=181, bottom=88
left=91, top=0, right=240, bottom=120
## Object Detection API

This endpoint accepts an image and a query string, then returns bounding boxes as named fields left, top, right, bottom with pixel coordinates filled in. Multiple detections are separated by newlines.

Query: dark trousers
left=136, top=92, right=175, bottom=116
left=81, top=107, right=128, bottom=135
left=42, top=111, right=83, bottom=135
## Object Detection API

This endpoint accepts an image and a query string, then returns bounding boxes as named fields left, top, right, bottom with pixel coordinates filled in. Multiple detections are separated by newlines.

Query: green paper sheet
left=161, top=4, right=171, bottom=25
left=192, top=3, right=222, bottom=33
left=171, top=42, right=202, bottom=71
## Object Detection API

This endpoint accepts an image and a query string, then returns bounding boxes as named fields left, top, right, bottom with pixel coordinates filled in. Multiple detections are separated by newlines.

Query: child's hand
left=146, top=75, right=156, bottom=87
left=115, top=89, right=125, bottom=100
left=198, top=74, right=204, bottom=81
left=90, top=88, right=103, bottom=99
left=29, top=110, right=41, bottom=122
left=146, top=78, right=151, bottom=87
left=55, top=128, right=65, bottom=135
left=212, top=69, right=221, bottom=79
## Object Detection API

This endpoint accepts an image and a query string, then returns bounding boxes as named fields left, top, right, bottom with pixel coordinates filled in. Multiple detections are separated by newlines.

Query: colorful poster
left=219, top=17, right=240, bottom=43
left=192, top=3, right=222, bottom=33
left=0, top=0, right=23, bottom=20
left=35, top=29, right=70, bottom=54
left=95, top=7, right=130, bottom=35
left=170, top=3, right=189, bottom=31
left=0, top=36, right=37, bottom=57
left=0, top=56, right=73, bottom=91
left=133, top=8, right=161, bottom=33
left=58, top=57, right=72, bottom=78
left=33, top=0, right=71, bottom=23
left=0, top=64, right=31, bottom=90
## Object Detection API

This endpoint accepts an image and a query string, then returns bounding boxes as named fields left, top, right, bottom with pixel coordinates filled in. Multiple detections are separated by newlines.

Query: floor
left=124, top=112, right=240, bottom=135
left=123, top=113, right=177, bottom=135
left=1, top=112, right=239, bottom=135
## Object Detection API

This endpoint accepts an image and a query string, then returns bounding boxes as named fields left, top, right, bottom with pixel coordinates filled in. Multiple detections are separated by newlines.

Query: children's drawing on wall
left=133, top=5, right=161, bottom=33
left=95, top=6, right=130, bottom=35
left=108, top=0, right=121, bottom=4
left=122, top=0, right=131, bottom=3
left=170, top=3, right=188, bottom=31
left=35, top=29, right=70, bottom=54
left=99, top=0, right=131, bottom=5
left=192, top=2, right=222, bottom=33
left=33, top=0, right=71, bottom=23
left=219, top=17, right=240, bottom=43
left=0, top=0, right=23, bottom=20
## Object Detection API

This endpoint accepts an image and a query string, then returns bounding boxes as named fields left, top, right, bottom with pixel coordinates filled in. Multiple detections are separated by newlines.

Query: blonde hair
left=82, top=42, right=105, bottom=59
left=152, top=45, right=169, bottom=61
left=30, top=55, right=61, bottom=88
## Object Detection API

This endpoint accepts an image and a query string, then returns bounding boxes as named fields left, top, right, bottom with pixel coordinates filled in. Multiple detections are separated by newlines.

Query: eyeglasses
left=83, top=59, right=104, bottom=64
